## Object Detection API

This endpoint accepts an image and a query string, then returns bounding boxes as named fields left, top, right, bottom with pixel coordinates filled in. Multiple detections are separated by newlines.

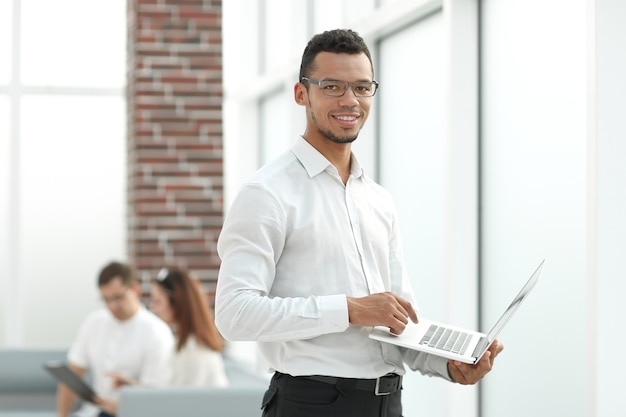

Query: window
left=1, top=0, right=127, bottom=346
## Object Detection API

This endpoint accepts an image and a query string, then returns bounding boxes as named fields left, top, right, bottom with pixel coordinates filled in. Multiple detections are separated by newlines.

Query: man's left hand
left=447, top=339, right=504, bottom=385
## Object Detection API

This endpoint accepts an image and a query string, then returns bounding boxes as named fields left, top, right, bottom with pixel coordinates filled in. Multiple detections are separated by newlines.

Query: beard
left=318, top=127, right=358, bottom=144
left=311, top=109, right=359, bottom=144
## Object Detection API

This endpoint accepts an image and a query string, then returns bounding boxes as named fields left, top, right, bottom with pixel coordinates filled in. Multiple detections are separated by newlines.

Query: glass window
left=0, top=97, right=9, bottom=345
left=379, top=13, right=446, bottom=322
left=0, top=98, right=9, bottom=222
left=342, top=0, right=377, bottom=25
left=481, top=1, right=587, bottom=416
left=3, top=0, right=127, bottom=347
left=0, top=0, right=11, bottom=84
left=20, top=0, right=126, bottom=87
left=260, top=89, right=293, bottom=164
left=309, top=0, right=378, bottom=38
left=19, top=95, right=127, bottom=345
left=263, top=0, right=308, bottom=74
left=312, top=0, right=344, bottom=33
left=377, top=13, right=447, bottom=417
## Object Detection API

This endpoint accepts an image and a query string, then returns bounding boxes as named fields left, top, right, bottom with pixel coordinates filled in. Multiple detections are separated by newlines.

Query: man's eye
left=355, top=84, right=371, bottom=92
left=322, top=83, right=341, bottom=90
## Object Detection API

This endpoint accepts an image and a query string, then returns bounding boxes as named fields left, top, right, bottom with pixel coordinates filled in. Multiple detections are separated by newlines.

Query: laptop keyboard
left=419, top=324, right=472, bottom=355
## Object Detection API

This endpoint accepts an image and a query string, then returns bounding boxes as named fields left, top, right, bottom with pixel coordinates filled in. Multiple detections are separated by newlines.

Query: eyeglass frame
left=100, top=287, right=132, bottom=306
left=300, top=77, right=379, bottom=97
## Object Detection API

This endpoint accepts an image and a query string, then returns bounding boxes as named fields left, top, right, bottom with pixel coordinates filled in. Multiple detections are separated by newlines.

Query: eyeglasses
left=300, top=77, right=379, bottom=97
left=101, top=288, right=131, bottom=305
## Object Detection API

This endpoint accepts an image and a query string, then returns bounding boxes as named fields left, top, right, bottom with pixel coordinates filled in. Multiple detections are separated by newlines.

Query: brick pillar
left=127, top=0, right=223, bottom=297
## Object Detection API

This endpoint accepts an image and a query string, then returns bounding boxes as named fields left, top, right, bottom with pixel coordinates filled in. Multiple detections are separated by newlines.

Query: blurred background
left=1, top=0, right=624, bottom=416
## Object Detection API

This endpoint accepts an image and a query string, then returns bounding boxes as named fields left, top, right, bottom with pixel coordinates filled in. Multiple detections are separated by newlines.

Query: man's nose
left=338, top=86, right=360, bottom=105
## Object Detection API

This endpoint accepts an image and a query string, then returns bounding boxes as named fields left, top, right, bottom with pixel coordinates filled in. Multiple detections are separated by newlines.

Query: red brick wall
left=126, top=0, right=223, bottom=298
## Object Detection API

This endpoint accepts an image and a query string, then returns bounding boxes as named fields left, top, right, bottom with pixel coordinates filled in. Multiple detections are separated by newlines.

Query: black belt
left=301, top=373, right=402, bottom=396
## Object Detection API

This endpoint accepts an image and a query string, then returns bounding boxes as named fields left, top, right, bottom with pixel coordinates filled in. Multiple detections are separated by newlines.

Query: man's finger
left=394, top=295, right=418, bottom=323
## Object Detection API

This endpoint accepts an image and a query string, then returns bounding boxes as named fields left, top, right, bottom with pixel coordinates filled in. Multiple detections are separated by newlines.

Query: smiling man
left=215, top=29, right=503, bottom=417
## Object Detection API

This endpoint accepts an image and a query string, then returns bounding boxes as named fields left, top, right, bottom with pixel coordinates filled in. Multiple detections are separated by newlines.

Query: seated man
left=57, top=261, right=174, bottom=417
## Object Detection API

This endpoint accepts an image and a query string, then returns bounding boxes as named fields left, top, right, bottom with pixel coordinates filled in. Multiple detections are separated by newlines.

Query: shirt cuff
left=447, top=361, right=456, bottom=382
left=318, top=294, right=350, bottom=334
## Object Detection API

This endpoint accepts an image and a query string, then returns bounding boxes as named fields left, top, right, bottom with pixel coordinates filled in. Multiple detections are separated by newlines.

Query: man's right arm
left=56, top=363, right=87, bottom=417
left=214, top=183, right=349, bottom=342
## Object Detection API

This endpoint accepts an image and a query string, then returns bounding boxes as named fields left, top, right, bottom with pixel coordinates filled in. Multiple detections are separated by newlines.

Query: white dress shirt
left=68, top=307, right=174, bottom=417
left=216, top=136, right=450, bottom=380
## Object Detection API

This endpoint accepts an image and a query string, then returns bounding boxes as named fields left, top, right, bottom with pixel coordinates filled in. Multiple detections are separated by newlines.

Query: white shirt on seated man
left=57, top=261, right=174, bottom=417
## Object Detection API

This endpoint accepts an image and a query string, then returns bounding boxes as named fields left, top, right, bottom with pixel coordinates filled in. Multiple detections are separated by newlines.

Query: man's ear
left=294, top=82, right=307, bottom=106
left=131, top=282, right=141, bottom=296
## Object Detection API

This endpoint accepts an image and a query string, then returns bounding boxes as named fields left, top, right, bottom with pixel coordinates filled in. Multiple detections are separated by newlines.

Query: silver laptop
left=369, top=259, right=545, bottom=364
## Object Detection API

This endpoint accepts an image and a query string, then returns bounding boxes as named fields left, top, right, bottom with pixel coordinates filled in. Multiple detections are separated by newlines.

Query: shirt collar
left=291, top=136, right=364, bottom=179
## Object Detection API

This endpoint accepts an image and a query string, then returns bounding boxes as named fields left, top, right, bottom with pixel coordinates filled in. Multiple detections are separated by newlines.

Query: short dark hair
left=98, top=261, right=136, bottom=287
left=299, top=29, right=373, bottom=81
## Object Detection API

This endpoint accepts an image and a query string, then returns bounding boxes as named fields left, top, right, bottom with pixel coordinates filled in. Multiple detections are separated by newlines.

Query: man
left=57, top=261, right=174, bottom=417
left=215, top=29, right=503, bottom=417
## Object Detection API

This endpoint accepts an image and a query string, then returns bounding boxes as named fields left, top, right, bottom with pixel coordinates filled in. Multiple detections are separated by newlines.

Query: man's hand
left=447, top=339, right=504, bottom=384
left=347, top=292, right=418, bottom=335
left=107, top=370, right=138, bottom=389
left=94, top=396, right=118, bottom=415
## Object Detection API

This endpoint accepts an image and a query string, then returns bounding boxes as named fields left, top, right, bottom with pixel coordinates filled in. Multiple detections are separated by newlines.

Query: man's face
left=100, top=276, right=139, bottom=321
left=296, top=52, right=374, bottom=145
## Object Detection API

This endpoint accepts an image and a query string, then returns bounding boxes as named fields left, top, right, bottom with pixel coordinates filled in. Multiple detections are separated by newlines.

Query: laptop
left=44, top=361, right=96, bottom=403
left=369, top=259, right=545, bottom=364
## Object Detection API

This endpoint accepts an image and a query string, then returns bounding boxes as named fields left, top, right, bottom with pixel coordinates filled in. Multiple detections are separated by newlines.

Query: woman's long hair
left=154, top=268, right=224, bottom=352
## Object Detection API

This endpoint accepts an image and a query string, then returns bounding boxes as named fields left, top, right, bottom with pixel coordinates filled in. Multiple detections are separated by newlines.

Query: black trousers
left=261, top=372, right=403, bottom=417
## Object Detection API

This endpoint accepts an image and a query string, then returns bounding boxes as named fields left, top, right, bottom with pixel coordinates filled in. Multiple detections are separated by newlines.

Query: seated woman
left=151, top=267, right=229, bottom=387
left=113, top=267, right=228, bottom=388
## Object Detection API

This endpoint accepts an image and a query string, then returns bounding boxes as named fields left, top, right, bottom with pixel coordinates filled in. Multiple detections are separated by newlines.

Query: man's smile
left=332, top=113, right=360, bottom=127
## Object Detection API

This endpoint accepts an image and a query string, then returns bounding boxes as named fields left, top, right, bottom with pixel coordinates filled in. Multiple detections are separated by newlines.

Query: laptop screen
left=485, top=259, right=545, bottom=343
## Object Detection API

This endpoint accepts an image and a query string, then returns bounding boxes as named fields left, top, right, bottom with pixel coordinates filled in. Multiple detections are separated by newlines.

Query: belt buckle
left=374, top=375, right=393, bottom=396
